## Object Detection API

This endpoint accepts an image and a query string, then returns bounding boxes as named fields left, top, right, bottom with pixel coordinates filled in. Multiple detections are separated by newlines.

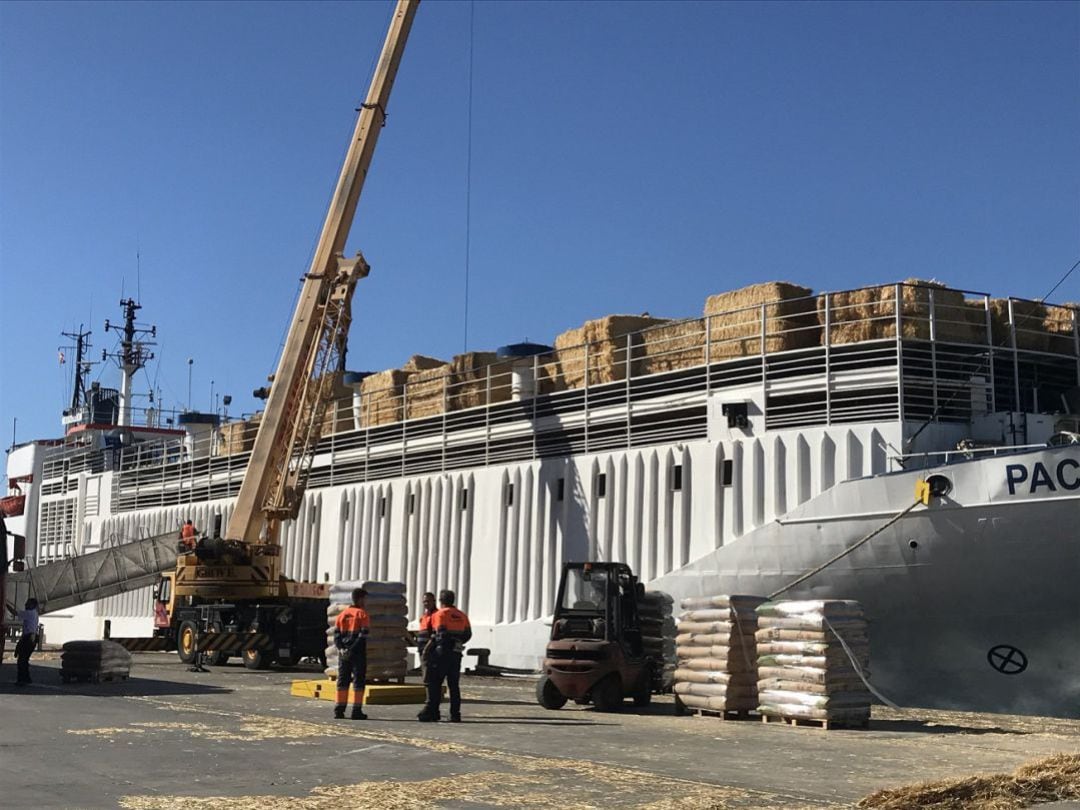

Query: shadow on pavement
left=867, top=718, right=1025, bottom=736
left=0, top=663, right=233, bottom=698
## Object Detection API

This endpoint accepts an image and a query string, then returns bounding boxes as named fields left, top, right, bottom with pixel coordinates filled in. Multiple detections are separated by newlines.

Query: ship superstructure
left=6, top=281, right=1079, bottom=715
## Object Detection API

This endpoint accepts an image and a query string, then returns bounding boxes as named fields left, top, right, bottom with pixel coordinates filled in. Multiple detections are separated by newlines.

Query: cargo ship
left=4, top=282, right=1078, bottom=717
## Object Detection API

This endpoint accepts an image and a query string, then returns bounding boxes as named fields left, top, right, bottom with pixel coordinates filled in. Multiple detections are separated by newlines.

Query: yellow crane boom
left=228, top=0, right=419, bottom=547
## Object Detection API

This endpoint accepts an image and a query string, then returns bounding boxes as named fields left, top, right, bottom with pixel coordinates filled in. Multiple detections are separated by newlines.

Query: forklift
left=536, top=562, right=658, bottom=712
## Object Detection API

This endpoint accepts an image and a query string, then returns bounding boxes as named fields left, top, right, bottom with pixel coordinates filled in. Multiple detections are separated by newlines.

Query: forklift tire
left=633, top=677, right=652, bottom=707
left=242, top=648, right=272, bottom=670
left=207, top=651, right=229, bottom=666
left=177, top=621, right=199, bottom=664
left=536, top=676, right=568, bottom=710
left=591, top=675, right=623, bottom=712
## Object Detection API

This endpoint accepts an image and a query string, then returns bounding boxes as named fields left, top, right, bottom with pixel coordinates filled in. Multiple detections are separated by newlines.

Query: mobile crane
left=3, top=0, right=421, bottom=670
left=160, top=0, right=421, bottom=668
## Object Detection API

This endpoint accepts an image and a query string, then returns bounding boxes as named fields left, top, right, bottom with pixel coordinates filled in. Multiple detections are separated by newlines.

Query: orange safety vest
left=181, top=524, right=196, bottom=540
left=336, top=605, right=371, bottom=636
left=417, top=608, right=435, bottom=645
left=431, top=606, right=471, bottom=655
left=432, top=606, right=470, bottom=633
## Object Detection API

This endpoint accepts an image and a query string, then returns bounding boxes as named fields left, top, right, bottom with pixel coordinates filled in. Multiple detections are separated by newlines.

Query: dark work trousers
left=424, top=652, right=463, bottom=718
left=15, top=633, right=36, bottom=684
left=335, top=643, right=367, bottom=712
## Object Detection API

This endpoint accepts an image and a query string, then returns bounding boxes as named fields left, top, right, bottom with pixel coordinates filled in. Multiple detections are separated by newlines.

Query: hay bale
left=360, top=357, right=447, bottom=427
left=359, top=369, right=408, bottom=427
left=822, top=280, right=977, bottom=345
left=217, top=412, right=261, bottom=456
left=552, top=315, right=668, bottom=388
left=975, top=298, right=1050, bottom=351
left=705, top=282, right=818, bottom=359
left=1045, top=303, right=1078, bottom=356
left=448, top=352, right=514, bottom=410
left=856, top=753, right=1080, bottom=810
left=405, top=364, right=451, bottom=420
left=319, top=373, right=355, bottom=437
left=639, top=319, right=707, bottom=374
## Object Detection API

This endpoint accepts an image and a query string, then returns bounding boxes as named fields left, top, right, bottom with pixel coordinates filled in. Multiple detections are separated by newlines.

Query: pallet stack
left=637, top=590, right=676, bottom=690
left=755, top=599, right=871, bottom=729
left=60, top=640, right=132, bottom=684
left=325, top=581, right=409, bottom=683
left=673, top=595, right=765, bottom=716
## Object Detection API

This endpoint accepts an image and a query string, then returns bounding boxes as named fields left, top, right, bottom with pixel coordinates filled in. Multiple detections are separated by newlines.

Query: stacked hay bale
left=360, top=356, right=446, bottom=427
left=1045, top=303, right=1079, bottom=356
left=405, top=362, right=451, bottom=420
left=325, top=580, right=409, bottom=683
left=217, top=413, right=261, bottom=456
left=755, top=599, right=871, bottom=728
left=550, top=315, right=668, bottom=389
left=448, top=351, right=513, bottom=410
left=60, top=640, right=132, bottom=683
left=637, top=590, right=676, bottom=690
left=822, top=280, right=977, bottom=345
left=705, top=282, right=818, bottom=359
left=673, top=594, right=765, bottom=715
left=975, top=298, right=1050, bottom=352
left=639, top=318, right=708, bottom=375
left=318, top=373, right=356, bottom=437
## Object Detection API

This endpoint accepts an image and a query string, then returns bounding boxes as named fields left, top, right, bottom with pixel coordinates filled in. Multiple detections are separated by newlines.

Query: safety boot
left=351, top=707, right=368, bottom=720
left=450, top=714, right=462, bottom=723
left=417, top=710, right=440, bottom=722
left=333, top=706, right=346, bottom=720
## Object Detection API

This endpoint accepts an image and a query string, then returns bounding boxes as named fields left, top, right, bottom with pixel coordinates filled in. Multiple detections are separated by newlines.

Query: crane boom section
left=227, top=0, right=419, bottom=545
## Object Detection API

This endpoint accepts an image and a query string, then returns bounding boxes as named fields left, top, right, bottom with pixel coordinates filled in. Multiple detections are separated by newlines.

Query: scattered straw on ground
left=115, top=696, right=787, bottom=809
left=872, top=706, right=1080, bottom=739
left=856, top=753, right=1080, bottom=810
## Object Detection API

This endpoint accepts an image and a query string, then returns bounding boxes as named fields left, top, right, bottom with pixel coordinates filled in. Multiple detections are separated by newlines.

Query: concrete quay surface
left=1, top=653, right=1077, bottom=809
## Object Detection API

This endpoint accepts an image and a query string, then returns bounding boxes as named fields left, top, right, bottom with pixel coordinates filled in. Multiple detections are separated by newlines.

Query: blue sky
left=1, top=0, right=1078, bottom=446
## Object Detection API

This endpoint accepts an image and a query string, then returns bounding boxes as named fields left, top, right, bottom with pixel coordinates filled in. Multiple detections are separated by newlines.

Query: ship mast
left=103, top=298, right=156, bottom=427
left=60, top=326, right=94, bottom=415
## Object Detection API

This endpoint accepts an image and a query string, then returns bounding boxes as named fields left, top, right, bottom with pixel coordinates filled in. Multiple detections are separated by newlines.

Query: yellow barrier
left=290, top=679, right=436, bottom=704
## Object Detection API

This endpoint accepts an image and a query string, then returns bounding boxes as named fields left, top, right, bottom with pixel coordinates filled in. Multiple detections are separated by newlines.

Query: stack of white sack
left=637, top=590, right=676, bottom=690
left=755, top=599, right=871, bottom=725
left=673, top=594, right=765, bottom=713
left=325, top=581, right=408, bottom=682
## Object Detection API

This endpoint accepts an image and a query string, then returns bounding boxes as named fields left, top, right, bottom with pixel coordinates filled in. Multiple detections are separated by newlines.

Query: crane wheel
left=536, top=676, right=568, bottom=710
left=242, top=648, right=272, bottom=670
left=177, top=621, right=199, bottom=664
left=207, top=651, right=229, bottom=666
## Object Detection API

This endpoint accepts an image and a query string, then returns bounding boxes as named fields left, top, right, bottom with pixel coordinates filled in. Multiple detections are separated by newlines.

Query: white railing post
left=1008, top=298, right=1020, bottom=413
left=895, top=284, right=905, bottom=426
left=824, top=293, right=832, bottom=425
left=928, top=287, right=938, bottom=417
left=984, top=295, right=996, bottom=414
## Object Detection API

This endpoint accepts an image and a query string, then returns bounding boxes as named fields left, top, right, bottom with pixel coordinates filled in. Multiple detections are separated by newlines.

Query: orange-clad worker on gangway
left=334, top=587, right=370, bottom=720
left=418, top=589, right=471, bottom=723
left=179, top=519, right=197, bottom=551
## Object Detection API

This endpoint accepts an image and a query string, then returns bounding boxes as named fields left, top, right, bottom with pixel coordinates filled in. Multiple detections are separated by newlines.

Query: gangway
left=3, top=531, right=177, bottom=616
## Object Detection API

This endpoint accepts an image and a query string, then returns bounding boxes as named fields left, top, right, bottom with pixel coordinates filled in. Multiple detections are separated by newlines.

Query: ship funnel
left=178, top=411, right=220, bottom=460
left=496, top=343, right=553, bottom=402
left=342, top=371, right=373, bottom=431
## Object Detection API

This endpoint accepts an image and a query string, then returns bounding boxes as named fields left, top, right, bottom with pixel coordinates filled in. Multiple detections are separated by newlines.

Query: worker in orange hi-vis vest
left=179, top=519, right=197, bottom=551
left=418, top=589, right=471, bottom=723
left=415, top=591, right=436, bottom=671
left=334, top=587, right=370, bottom=720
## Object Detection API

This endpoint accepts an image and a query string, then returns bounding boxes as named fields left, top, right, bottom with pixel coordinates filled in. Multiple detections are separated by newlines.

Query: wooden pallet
left=760, top=712, right=869, bottom=730
left=60, top=671, right=129, bottom=684
left=692, top=708, right=758, bottom=721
